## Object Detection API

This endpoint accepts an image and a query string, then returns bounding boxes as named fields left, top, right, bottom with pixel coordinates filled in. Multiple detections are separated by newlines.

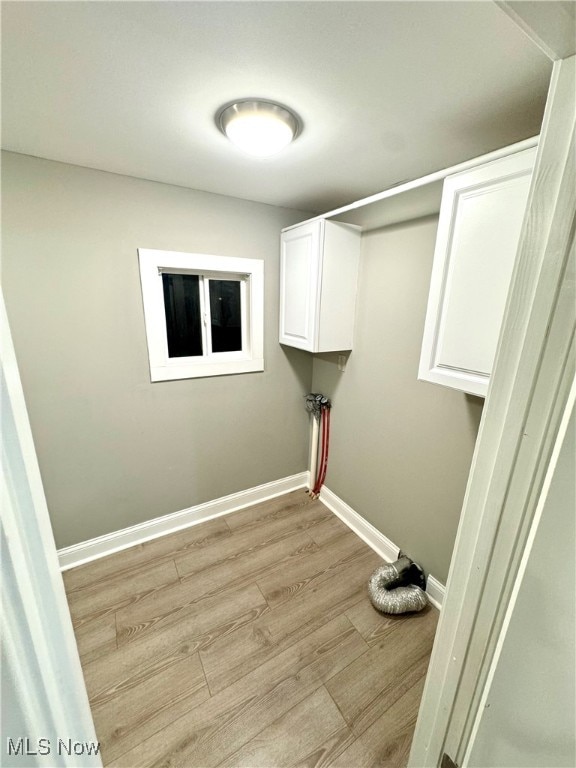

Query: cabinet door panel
left=437, top=177, right=531, bottom=375
left=279, top=221, right=320, bottom=351
left=419, top=147, right=536, bottom=397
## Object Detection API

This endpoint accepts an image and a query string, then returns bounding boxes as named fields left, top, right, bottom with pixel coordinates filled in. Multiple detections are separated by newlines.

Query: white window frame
left=138, top=248, right=264, bottom=381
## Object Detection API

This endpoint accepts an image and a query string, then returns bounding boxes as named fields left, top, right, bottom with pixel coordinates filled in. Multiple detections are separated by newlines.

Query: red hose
left=313, top=406, right=330, bottom=496
left=312, top=410, right=326, bottom=495
left=318, top=407, right=331, bottom=490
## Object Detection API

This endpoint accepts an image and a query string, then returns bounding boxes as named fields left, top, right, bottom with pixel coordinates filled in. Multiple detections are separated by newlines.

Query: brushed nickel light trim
left=216, top=99, right=301, bottom=157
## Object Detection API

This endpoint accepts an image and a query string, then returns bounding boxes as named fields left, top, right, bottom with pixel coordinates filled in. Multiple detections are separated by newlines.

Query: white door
left=1, top=295, right=101, bottom=767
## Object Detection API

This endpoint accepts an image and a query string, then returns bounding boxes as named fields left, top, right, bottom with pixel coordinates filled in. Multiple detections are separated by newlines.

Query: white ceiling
left=1, top=1, right=552, bottom=213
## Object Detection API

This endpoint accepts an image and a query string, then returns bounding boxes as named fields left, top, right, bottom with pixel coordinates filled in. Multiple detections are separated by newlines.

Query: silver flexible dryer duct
left=368, top=556, right=428, bottom=614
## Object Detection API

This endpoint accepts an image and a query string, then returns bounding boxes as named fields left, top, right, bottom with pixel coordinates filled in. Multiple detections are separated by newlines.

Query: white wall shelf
left=283, top=136, right=538, bottom=234
left=279, top=136, right=538, bottom=370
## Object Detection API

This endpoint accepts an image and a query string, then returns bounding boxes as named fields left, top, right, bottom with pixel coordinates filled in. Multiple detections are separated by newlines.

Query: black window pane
left=209, top=280, right=242, bottom=353
left=162, top=273, right=202, bottom=357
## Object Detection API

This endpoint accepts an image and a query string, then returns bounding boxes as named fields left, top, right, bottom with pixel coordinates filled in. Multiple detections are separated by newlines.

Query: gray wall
left=312, top=217, right=483, bottom=583
left=2, top=152, right=313, bottom=548
left=3, top=151, right=481, bottom=583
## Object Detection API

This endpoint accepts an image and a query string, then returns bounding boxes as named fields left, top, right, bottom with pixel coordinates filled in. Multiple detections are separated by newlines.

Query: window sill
left=150, top=357, right=264, bottom=382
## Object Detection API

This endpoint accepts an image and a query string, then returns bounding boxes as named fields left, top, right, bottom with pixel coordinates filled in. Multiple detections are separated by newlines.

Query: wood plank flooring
left=64, top=490, right=438, bottom=767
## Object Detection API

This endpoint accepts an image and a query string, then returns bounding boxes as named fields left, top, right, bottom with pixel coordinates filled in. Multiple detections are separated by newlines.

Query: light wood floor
left=64, top=490, right=438, bottom=768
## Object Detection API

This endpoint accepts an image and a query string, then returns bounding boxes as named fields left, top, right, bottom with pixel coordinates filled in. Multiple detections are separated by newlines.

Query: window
left=138, top=249, right=264, bottom=381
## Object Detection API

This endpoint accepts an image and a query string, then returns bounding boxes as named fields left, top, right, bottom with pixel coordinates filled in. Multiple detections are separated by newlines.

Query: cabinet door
left=279, top=220, right=322, bottom=351
left=419, top=147, right=536, bottom=397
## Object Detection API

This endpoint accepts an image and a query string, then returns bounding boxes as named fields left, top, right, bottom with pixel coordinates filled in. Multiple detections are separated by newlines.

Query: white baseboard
left=319, top=486, right=399, bottom=563
left=319, top=485, right=445, bottom=609
left=58, top=472, right=309, bottom=571
left=58, top=473, right=446, bottom=609
left=425, top=575, right=446, bottom=611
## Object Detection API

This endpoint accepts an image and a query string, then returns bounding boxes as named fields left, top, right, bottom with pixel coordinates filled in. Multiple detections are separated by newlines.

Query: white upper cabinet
left=418, top=145, right=536, bottom=397
left=279, top=219, right=361, bottom=352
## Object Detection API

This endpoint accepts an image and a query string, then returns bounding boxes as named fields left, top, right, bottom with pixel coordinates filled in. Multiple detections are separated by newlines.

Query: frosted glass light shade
left=217, top=100, right=299, bottom=158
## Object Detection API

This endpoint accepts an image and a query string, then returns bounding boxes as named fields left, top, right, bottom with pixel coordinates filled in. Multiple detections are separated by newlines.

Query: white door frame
left=1, top=294, right=102, bottom=766
left=409, top=20, right=575, bottom=768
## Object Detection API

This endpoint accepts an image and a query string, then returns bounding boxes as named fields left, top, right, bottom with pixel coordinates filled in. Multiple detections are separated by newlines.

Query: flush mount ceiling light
left=217, top=99, right=300, bottom=158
